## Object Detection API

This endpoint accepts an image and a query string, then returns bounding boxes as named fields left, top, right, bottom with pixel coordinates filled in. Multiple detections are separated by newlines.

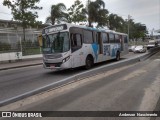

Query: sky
left=0, top=0, right=160, bottom=32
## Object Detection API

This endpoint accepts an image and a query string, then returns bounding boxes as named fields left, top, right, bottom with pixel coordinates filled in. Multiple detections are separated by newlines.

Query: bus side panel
left=80, top=44, right=96, bottom=66
left=103, top=43, right=112, bottom=61
left=71, top=49, right=82, bottom=68
left=122, top=35, right=129, bottom=56
left=109, top=44, right=121, bottom=59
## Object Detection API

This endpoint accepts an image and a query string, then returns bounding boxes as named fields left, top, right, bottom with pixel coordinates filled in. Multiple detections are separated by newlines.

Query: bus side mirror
left=38, top=34, right=42, bottom=47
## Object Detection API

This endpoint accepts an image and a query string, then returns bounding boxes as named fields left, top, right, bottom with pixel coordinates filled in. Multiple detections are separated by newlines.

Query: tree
left=0, top=42, right=11, bottom=52
left=67, top=0, right=87, bottom=23
left=108, top=14, right=125, bottom=32
left=132, top=23, right=147, bottom=40
left=46, top=3, right=67, bottom=25
left=3, top=0, right=42, bottom=41
left=125, top=19, right=147, bottom=41
left=96, top=9, right=109, bottom=27
left=87, top=0, right=109, bottom=27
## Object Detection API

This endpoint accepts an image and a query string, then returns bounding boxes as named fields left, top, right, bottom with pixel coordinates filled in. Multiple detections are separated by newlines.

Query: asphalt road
left=0, top=53, right=140, bottom=103
left=0, top=52, right=160, bottom=120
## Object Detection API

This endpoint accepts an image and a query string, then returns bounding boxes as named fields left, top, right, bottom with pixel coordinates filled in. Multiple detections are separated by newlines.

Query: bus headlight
left=62, top=56, right=70, bottom=63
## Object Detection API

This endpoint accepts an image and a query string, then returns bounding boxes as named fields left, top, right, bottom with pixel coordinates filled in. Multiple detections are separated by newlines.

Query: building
left=0, top=19, right=49, bottom=52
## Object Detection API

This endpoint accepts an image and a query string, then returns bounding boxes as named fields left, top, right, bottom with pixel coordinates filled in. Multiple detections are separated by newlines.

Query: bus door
left=97, top=32, right=103, bottom=54
left=70, top=33, right=83, bottom=68
left=102, top=32, right=110, bottom=57
left=120, top=35, right=124, bottom=51
left=109, top=33, right=116, bottom=57
left=124, top=35, right=129, bottom=52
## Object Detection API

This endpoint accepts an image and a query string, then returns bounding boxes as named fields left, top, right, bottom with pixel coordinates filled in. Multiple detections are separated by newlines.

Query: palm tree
left=67, top=0, right=87, bottom=23
left=46, top=3, right=66, bottom=25
left=87, top=0, right=108, bottom=27
left=96, top=8, right=109, bottom=27
left=108, top=14, right=125, bottom=31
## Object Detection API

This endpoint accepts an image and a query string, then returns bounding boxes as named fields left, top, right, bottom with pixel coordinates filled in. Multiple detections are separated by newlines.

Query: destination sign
left=43, top=24, right=67, bottom=34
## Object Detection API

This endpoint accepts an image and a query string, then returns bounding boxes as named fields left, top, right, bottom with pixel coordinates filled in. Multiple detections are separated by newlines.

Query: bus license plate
left=50, top=64, right=55, bottom=68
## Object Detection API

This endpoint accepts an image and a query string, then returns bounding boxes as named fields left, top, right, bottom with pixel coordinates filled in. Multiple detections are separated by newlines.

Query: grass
left=129, top=40, right=148, bottom=46
left=23, top=48, right=41, bottom=56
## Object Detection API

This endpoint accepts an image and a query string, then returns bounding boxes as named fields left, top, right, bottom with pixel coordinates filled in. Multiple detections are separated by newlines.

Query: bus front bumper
left=43, top=60, right=71, bottom=71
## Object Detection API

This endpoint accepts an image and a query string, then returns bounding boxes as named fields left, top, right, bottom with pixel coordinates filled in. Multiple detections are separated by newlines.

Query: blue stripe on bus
left=91, top=43, right=98, bottom=61
left=111, top=48, right=116, bottom=57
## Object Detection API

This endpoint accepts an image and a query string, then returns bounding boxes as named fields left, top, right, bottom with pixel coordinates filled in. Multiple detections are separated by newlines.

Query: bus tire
left=85, top=55, right=93, bottom=69
left=116, top=51, right=120, bottom=61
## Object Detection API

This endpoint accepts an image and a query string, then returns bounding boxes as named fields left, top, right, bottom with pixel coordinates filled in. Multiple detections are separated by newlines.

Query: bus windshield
left=42, top=32, right=70, bottom=53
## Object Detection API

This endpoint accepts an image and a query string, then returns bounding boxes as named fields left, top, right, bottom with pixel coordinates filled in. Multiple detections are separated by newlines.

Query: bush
left=0, top=42, right=11, bottom=52
left=16, top=40, right=41, bottom=55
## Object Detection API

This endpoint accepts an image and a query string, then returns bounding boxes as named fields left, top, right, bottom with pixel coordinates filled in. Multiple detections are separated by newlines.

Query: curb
left=139, top=47, right=160, bottom=61
left=0, top=57, right=42, bottom=64
left=0, top=48, right=159, bottom=107
left=0, top=63, right=42, bottom=71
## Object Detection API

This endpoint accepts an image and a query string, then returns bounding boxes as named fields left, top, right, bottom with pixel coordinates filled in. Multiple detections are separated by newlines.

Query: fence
left=0, top=28, right=41, bottom=56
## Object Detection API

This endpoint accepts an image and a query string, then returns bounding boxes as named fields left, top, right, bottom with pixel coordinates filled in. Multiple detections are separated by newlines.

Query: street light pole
left=128, top=15, right=131, bottom=41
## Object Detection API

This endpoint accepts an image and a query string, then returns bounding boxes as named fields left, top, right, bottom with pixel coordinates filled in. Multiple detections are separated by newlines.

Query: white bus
left=39, top=23, right=128, bottom=71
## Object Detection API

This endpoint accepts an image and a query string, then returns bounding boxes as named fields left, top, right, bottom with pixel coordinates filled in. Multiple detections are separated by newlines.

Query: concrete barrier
left=0, top=53, right=42, bottom=63
left=139, top=46, right=160, bottom=61
left=0, top=52, right=22, bottom=62
left=22, top=54, right=42, bottom=60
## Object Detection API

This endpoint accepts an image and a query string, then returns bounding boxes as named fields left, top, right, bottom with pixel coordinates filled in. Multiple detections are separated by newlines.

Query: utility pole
left=128, top=15, right=131, bottom=41
left=87, top=0, right=91, bottom=27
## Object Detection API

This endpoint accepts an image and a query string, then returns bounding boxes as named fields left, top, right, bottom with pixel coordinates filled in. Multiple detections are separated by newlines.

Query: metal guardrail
left=140, top=46, right=160, bottom=61
left=0, top=41, right=41, bottom=56
left=0, top=47, right=160, bottom=107
left=0, top=28, right=41, bottom=55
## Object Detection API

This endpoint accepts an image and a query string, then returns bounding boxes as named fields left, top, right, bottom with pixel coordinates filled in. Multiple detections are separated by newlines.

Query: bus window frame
left=102, top=32, right=109, bottom=43
left=70, top=33, right=83, bottom=52
left=124, top=35, right=128, bottom=43
left=115, top=34, right=120, bottom=43
left=69, top=27, right=84, bottom=52
left=83, top=29, right=94, bottom=44
left=109, top=33, right=115, bottom=43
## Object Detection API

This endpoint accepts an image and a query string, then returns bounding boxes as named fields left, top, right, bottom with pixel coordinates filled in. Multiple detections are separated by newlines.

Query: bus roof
left=42, top=23, right=127, bottom=36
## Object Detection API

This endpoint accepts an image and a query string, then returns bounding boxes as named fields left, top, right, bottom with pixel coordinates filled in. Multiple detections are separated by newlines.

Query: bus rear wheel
left=116, top=52, right=120, bottom=61
left=85, top=56, right=93, bottom=69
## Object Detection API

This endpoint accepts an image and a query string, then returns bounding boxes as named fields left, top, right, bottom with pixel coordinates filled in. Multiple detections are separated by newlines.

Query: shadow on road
left=46, top=58, right=126, bottom=76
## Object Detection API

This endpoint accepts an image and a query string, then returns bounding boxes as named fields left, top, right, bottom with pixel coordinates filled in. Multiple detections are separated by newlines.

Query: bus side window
left=124, top=36, right=128, bottom=43
left=102, top=32, right=109, bottom=43
left=109, top=33, right=115, bottom=43
left=115, top=34, right=120, bottom=43
left=71, top=33, right=82, bottom=52
left=83, top=30, right=93, bottom=44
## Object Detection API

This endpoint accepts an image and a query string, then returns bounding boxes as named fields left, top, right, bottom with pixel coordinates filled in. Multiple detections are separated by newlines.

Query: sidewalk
left=0, top=58, right=43, bottom=71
